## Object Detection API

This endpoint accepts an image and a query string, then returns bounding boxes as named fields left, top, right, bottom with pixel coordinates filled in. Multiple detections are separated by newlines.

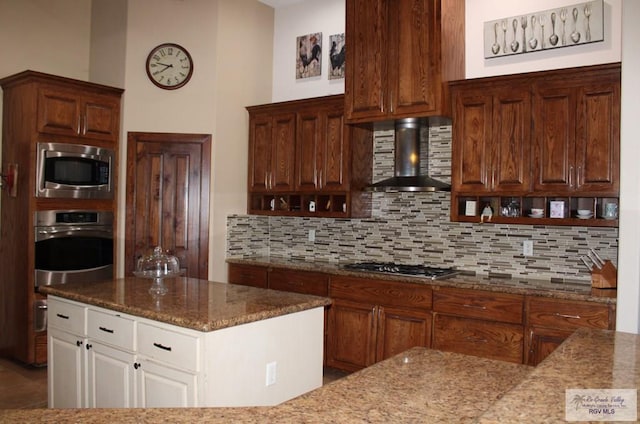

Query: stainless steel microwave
left=36, top=142, right=114, bottom=199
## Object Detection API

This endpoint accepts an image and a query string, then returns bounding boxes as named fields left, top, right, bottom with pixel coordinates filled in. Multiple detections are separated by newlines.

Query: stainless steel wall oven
left=33, top=210, right=114, bottom=332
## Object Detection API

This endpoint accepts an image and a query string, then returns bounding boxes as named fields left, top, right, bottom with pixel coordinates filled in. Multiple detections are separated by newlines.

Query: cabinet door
left=320, top=109, right=348, bottom=191
left=48, top=328, right=86, bottom=408
left=376, top=306, right=432, bottom=362
left=248, top=115, right=273, bottom=192
left=326, top=299, right=377, bottom=372
left=268, top=268, right=329, bottom=297
left=524, top=326, right=573, bottom=366
left=451, top=89, right=494, bottom=192
left=388, top=0, right=438, bottom=117
left=532, top=84, right=575, bottom=192
left=136, top=358, right=198, bottom=407
left=575, top=81, right=620, bottom=192
left=86, top=342, right=136, bottom=408
left=344, top=0, right=387, bottom=121
left=270, top=113, right=296, bottom=192
left=81, top=92, right=121, bottom=141
left=491, top=87, right=531, bottom=192
left=296, top=110, right=323, bottom=190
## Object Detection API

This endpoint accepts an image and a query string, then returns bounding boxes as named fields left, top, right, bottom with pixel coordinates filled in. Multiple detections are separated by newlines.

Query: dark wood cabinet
left=344, top=0, right=465, bottom=123
left=450, top=64, right=621, bottom=227
left=247, top=95, right=372, bottom=218
left=326, top=275, right=432, bottom=372
left=37, top=85, right=121, bottom=142
left=227, top=263, right=268, bottom=289
left=533, top=71, right=620, bottom=194
left=524, top=297, right=615, bottom=366
left=247, top=112, right=296, bottom=193
left=432, top=287, right=525, bottom=363
left=0, top=71, right=122, bottom=365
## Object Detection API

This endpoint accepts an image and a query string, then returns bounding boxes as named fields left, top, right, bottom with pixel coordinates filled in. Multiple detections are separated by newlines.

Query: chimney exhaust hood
left=366, top=118, right=451, bottom=192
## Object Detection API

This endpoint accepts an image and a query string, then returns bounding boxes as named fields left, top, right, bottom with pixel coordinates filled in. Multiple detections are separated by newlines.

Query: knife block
left=591, top=260, right=617, bottom=289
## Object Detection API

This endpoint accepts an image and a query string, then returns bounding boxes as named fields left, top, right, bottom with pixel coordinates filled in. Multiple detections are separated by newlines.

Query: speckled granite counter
left=39, top=277, right=331, bottom=332
left=227, top=256, right=617, bottom=304
left=3, top=328, right=638, bottom=422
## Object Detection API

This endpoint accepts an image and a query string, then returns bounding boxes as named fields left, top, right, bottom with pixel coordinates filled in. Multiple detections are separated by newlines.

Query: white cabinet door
left=136, top=358, right=198, bottom=407
left=86, top=341, right=136, bottom=408
left=48, top=327, right=86, bottom=408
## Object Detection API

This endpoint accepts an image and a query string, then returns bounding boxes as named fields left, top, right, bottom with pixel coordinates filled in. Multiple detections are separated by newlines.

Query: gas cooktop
left=342, top=262, right=459, bottom=280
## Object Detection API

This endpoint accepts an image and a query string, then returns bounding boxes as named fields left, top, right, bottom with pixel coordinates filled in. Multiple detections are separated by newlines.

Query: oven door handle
left=35, top=227, right=113, bottom=241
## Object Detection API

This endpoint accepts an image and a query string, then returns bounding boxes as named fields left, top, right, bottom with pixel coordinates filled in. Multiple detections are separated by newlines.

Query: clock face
left=146, top=43, right=193, bottom=89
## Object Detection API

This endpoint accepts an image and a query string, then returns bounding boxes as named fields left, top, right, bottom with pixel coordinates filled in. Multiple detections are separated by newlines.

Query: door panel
left=125, top=133, right=210, bottom=279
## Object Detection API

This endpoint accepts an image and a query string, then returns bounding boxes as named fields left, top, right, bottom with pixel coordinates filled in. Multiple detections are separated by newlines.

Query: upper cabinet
left=344, top=0, right=465, bottom=123
left=532, top=71, right=620, bottom=194
left=37, top=86, right=121, bottom=143
left=450, top=64, right=621, bottom=227
left=246, top=95, right=373, bottom=218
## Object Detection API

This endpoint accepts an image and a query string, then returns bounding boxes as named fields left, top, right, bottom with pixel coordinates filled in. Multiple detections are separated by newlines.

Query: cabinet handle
left=389, top=90, right=394, bottom=113
left=134, top=362, right=141, bottom=370
left=99, top=326, right=114, bottom=334
left=85, top=343, right=93, bottom=350
left=569, top=166, right=574, bottom=188
left=56, top=313, right=70, bottom=320
left=76, top=115, right=82, bottom=134
left=577, top=166, right=582, bottom=186
left=286, top=280, right=303, bottom=287
left=81, top=115, right=87, bottom=135
left=153, top=342, right=172, bottom=352
left=464, top=336, right=488, bottom=343
left=76, top=340, right=83, bottom=347
left=319, top=169, right=323, bottom=189
left=264, top=172, right=268, bottom=189
left=554, top=312, right=581, bottom=320
left=463, top=304, right=487, bottom=310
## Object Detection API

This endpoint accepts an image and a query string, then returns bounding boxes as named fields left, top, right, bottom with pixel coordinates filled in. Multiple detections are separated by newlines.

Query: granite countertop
left=227, top=256, right=617, bottom=304
left=2, top=328, right=637, bottom=422
left=39, top=277, right=331, bottom=332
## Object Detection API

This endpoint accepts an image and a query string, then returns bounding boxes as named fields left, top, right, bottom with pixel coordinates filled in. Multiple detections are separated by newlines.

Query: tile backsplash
left=227, top=125, right=619, bottom=285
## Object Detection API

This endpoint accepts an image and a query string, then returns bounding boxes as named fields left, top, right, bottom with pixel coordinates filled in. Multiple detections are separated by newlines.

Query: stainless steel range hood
left=366, top=118, right=451, bottom=192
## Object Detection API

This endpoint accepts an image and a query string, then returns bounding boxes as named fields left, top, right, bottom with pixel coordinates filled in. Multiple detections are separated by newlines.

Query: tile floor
left=0, top=357, right=347, bottom=410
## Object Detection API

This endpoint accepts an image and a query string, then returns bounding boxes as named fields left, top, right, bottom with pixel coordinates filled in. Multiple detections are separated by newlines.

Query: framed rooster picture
left=328, top=33, right=345, bottom=80
left=296, top=32, right=322, bottom=79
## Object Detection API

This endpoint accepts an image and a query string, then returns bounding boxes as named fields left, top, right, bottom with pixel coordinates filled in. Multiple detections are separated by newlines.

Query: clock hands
left=154, top=62, right=174, bottom=73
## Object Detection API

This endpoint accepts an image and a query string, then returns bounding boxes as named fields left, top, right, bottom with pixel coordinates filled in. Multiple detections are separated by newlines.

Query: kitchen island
left=38, top=277, right=331, bottom=408
left=2, top=328, right=639, bottom=422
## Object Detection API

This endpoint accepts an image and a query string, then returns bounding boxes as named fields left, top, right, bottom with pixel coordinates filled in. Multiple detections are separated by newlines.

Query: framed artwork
left=328, top=33, right=345, bottom=80
left=297, top=32, right=322, bottom=79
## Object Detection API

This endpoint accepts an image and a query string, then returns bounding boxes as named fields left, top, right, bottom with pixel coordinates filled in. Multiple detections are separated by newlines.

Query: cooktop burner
left=342, top=262, right=458, bottom=280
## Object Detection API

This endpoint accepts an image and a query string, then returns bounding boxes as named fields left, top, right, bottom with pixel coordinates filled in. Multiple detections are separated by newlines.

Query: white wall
left=270, top=0, right=344, bottom=102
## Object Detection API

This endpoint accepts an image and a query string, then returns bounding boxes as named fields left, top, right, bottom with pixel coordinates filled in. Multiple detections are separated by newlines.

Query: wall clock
left=145, top=43, right=194, bottom=90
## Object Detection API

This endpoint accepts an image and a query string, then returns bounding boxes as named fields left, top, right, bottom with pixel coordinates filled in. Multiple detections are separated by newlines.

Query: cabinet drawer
left=433, top=314, right=524, bottom=364
left=228, top=264, right=268, bottom=288
left=87, top=309, right=135, bottom=351
left=137, top=322, right=200, bottom=372
left=433, top=287, right=524, bottom=324
left=330, top=276, right=432, bottom=310
left=269, top=268, right=329, bottom=296
left=48, top=297, right=86, bottom=335
left=527, top=297, right=613, bottom=331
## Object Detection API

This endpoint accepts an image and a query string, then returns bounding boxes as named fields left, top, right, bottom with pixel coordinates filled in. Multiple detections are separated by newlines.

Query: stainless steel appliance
left=36, top=142, right=114, bottom=199
left=34, top=210, right=114, bottom=332
left=343, top=261, right=458, bottom=280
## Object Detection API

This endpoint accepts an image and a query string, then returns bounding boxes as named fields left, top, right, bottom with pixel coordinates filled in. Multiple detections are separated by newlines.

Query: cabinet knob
left=76, top=340, right=83, bottom=347
left=133, top=362, right=141, bottom=370
left=85, top=343, right=93, bottom=350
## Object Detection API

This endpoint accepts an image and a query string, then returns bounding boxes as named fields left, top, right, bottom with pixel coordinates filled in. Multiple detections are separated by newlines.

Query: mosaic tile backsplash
left=228, top=125, right=619, bottom=284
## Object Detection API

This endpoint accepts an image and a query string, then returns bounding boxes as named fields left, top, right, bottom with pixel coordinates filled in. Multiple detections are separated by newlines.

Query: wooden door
left=345, top=0, right=387, bottom=121
left=376, top=306, right=432, bottom=362
left=247, top=115, right=272, bottom=192
left=269, top=113, right=296, bottom=192
left=451, top=88, right=493, bottom=192
left=491, top=86, right=531, bottom=192
left=125, top=132, right=210, bottom=279
left=321, top=108, right=348, bottom=191
left=524, top=326, right=572, bottom=366
left=326, top=299, right=377, bottom=372
left=296, top=110, right=322, bottom=190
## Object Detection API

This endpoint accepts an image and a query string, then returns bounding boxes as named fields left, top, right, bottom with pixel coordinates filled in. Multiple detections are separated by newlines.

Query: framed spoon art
left=483, top=0, right=603, bottom=59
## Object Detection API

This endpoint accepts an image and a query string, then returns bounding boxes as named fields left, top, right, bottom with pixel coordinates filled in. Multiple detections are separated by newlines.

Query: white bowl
left=577, top=209, right=591, bottom=216
left=531, top=209, right=544, bottom=215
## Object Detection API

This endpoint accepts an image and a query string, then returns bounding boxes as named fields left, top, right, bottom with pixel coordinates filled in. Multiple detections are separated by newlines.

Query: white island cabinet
left=45, top=279, right=328, bottom=409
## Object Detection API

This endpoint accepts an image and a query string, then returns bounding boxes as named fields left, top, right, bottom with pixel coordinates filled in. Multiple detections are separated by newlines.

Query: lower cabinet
left=86, top=341, right=136, bottom=408
left=326, top=276, right=432, bottom=372
left=135, top=358, right=197, bottom=408
left=524, top=297, right=615, bottom=365
left=48, top=327, right=87, bottom=408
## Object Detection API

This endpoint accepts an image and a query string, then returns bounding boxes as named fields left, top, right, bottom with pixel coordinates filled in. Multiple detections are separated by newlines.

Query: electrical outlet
left=266, top=361, right=277, bottom=386
left=523, top=240, right=534, bottom=256
left=308, top=229, right=315, bottom=242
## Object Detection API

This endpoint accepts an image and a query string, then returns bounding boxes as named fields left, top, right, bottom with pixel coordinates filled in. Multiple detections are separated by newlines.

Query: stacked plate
left=576, top=209, right=593, bottom=219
